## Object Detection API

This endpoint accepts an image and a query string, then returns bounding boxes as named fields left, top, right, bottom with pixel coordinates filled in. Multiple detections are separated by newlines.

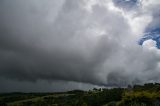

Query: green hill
left=0, top=83, right=160, bottom=106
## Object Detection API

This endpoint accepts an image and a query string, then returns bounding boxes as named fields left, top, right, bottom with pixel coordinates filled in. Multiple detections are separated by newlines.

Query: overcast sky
left=0, top=0, right=160, bottom=92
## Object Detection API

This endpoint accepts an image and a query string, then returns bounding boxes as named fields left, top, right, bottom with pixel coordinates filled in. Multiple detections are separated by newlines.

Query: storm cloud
left=0, top=0, right=160, bottom=92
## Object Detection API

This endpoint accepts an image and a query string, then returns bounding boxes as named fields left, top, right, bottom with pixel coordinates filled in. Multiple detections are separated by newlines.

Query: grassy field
left=7, top=93, right=74, bottom=106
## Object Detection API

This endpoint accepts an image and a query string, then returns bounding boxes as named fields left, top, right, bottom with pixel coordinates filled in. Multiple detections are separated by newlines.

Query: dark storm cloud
left=0, top=77, right=100, bottom=92
left=0, top=0, right=111, bottom=86
left=0, top=0, right=160, bottom=92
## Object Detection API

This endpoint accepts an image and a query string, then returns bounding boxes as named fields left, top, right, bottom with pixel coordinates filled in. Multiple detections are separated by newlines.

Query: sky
left=0, top=0, right=160, bottom=92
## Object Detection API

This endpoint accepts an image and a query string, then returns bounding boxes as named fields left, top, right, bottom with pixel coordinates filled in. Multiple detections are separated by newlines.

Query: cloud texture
left=0, top=0, right=160, bottom=92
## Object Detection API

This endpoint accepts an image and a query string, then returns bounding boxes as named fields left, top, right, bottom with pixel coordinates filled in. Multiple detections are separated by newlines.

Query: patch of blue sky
left=139, top=28, right=160, bottom=49
left=112, top=0, right=139, bottom=10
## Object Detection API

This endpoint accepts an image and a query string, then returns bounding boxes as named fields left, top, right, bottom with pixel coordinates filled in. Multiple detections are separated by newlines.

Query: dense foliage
left=0, top=83, right=160, bottom=106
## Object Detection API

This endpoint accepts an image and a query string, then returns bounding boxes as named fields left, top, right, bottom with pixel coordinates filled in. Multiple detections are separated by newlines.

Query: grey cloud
left=0, top=77, right=99, bottom=92
left=0, top=0, right=160, bottom=92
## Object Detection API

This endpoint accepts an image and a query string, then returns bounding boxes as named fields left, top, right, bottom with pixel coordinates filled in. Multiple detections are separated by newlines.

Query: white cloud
left=142, top=39, right=157, bottom=49
left=142, top=39, right=160, bottom=55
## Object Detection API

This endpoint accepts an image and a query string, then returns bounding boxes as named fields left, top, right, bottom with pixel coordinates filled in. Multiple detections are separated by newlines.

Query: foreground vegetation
left=0, top=83, right=160, bottom=106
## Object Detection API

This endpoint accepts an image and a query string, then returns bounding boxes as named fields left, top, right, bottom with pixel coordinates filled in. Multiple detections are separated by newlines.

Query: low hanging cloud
left=0, top=0, right=160, bottom=91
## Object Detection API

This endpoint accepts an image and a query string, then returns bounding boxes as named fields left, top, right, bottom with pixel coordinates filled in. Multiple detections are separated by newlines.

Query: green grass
left=7, top=93, right=74, bottom=106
